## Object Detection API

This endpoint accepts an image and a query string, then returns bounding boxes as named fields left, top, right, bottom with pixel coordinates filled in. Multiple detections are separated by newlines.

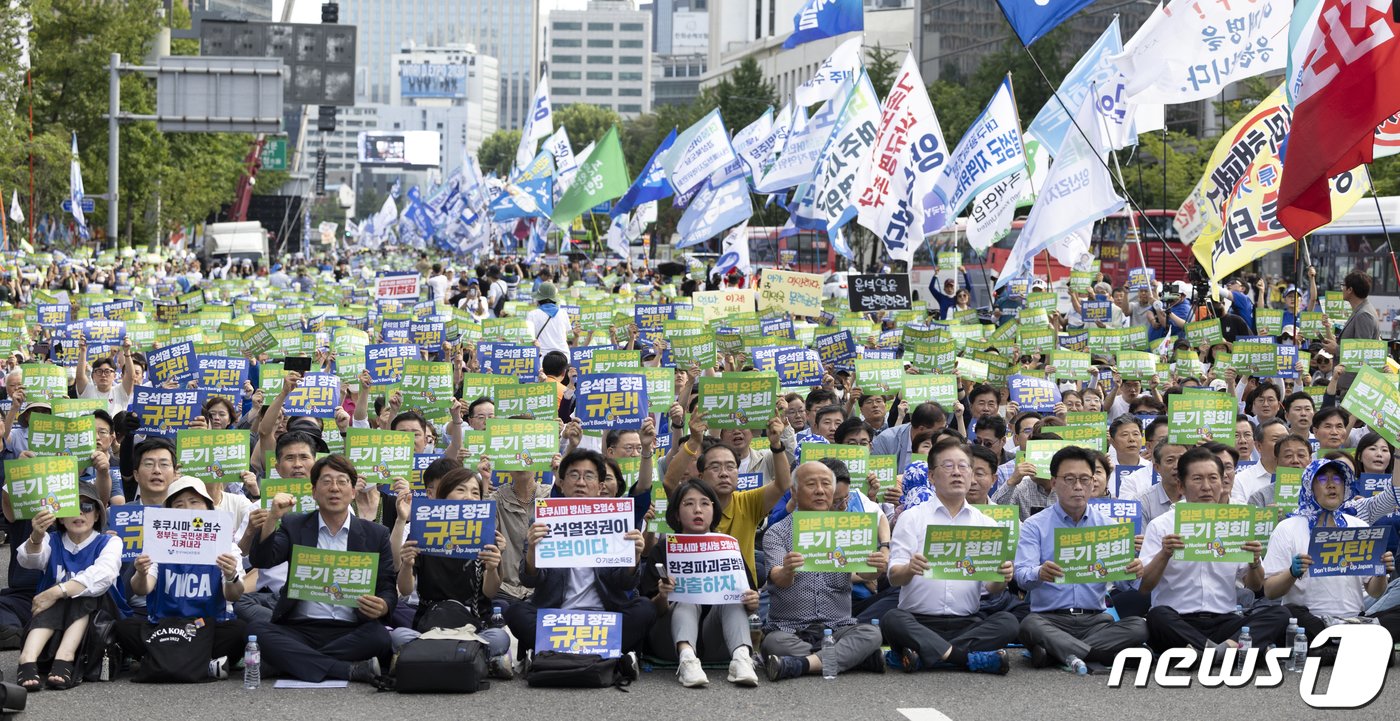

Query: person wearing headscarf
left=1262, top=458, right=1394, bottom=664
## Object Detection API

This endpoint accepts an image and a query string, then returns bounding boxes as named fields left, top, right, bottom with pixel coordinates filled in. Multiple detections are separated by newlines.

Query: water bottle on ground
left=1065, top=654, right=1089, bottom=676
left=1234, top=626, right=1252, bottom=674
left=748, top=613, right=763, bottom=651
left=489, top=605, right=506, bottom=629
left=243, top=635, right=261, bottom=690
left=1289, top=628, right=1308, bottom=673
left=821, top=628, right=838, bottom=680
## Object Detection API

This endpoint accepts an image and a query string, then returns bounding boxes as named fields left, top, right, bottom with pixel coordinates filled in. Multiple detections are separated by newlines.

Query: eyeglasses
left=1058, top=475, right=1094, bottom=488
left=564, top=470, right=599, bottom=482
left=937, top=461, right=972, bottom=472
left=318, top=477, right=355, bottom=488
left=93, top=368, right=116, bottom=376
left=974, top=438, right=998, bottom=448
left=704, top=462, right=738, bottom=473
left=79, top=501, right=98, bottom=514
left=139, top=459, right=173, bottom=470
left=1315, top=476, right=1346, bottom=487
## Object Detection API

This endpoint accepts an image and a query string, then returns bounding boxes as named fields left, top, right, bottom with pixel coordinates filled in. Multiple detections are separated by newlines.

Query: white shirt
left=426, top=275, right=450, bottom=304
left=526, top=306, right=573, bottom=359
left=295, top=514, right=358, bottom=622
left=1141, top=508, right=1250, bottom=614
left=1234, top=463, right=1273, bottom=501
left=890, top=497, right=997, bottom=616
left=1118, top=466, right=1157, bottom=501
left=18, top=531, right=122, bottom=596
left=1263, top=515, right=1369, bottom=617
left=215, top=492, right=253, bottom=544
left=78, top=382, right=131, bottom=417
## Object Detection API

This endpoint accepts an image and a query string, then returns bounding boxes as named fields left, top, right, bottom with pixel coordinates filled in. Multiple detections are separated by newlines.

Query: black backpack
left=524, top=651, right=635, bottom=689
left=391, top=638, right=490, bottom=694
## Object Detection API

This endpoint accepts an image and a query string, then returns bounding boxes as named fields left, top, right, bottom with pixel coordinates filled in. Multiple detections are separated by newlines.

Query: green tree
left=1119, top=131, right=1209, bottom=211
left=553, top=103, right=623, bottom=154
left=476, top=129, right=521, bottom=177
left=865, top=44, right=900, bottom=100
left=927, top=80, right=983, bottom=149
left=706, top=57, right=775, bottom=131
left=968, top=28, right=1071, bottom=130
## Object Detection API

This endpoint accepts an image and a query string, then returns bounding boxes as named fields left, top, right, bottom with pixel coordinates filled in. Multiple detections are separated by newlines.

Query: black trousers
left=246, top=618, right=391, bottom=682
left=1146, top=605, right=1290, bottom=652
left=879, top=608, right=1020, bottom=662
left=114, top=616, right=249, bottom=663
left=505, top=596, right=657, bottom=658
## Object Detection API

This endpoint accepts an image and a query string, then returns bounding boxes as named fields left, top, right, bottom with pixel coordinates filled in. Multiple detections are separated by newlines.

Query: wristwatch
left=770, top=442, right=785, bottom=453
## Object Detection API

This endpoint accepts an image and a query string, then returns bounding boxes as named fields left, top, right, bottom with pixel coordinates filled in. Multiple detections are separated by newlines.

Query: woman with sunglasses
left=15, top=487, right=122, bottom=691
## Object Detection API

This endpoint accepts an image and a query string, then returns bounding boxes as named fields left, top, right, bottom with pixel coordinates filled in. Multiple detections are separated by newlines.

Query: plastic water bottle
left=243, top=635, right=261, bottom=690
left=1286, top=617, right=1298, bottom=642
left=1066, top=655, right=1089, bottom=676
left=1234, top=626, right=1252, bottom=674
left=821, top=628, right=838, bottom=680
left=489, top=605, right=506, bottom=629
left=1288, top=628, right=1308, bottom=673
left=748, top=613, right=763, bottom=650
left=1233, top=604, right=1244, bottom=617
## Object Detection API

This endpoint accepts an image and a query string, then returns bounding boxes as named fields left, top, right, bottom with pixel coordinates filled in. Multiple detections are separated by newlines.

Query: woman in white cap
left=115, top=476, right=247, bottom=681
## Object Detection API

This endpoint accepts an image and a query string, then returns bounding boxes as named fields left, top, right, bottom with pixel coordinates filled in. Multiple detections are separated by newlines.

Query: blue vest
left=38, top=532, right=124, bottom=612
left=147, top=562, right=229, bottom=622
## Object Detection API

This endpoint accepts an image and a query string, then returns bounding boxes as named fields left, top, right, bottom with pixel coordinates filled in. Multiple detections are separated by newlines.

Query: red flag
left=1279, top=1, right=1400, bottom=238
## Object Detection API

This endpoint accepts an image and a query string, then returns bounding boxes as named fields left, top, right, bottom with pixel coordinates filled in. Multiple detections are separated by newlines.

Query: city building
left=704, top=0, right=916, bottom=101
left=195, top=0, right=273, bottom=20
left=652, top=0, right=708, bottom=107
left=547, top=0, right=654, bottom=119
left=337, top=0, right=539, bottom=130
left=389, top=44, right=500, bottom=155
left=316, top=104, right=473, bottom=191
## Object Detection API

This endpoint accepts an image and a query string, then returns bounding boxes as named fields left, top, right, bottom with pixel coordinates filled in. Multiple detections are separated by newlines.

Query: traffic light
left=321, top=2, right=339, bottom=23
left=315, top=148, right=327, bottom=195
left=317, top=105, right=336, bottom=132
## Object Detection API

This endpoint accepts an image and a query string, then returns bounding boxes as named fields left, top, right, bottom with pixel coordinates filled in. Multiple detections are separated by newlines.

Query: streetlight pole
left=108, top=52, right=120, bottom=246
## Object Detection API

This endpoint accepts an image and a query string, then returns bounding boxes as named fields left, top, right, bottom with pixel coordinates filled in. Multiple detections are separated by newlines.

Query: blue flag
left=784, top=0, right=864, bottom=50
left=995, top=0, right=1098, bottom=46
left=612, top=128, right=676, bottom=218
left=675, top=175, right=753, bottom=249
left=489, top=177, right=554, bottom=221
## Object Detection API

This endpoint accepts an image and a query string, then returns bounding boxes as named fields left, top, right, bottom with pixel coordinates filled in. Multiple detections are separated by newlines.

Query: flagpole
left=991, top=9, right=1190, bottom=278
left=1004, top=72, right=1050, bottom=284
left=1092, top=82, right=1152, bottom=282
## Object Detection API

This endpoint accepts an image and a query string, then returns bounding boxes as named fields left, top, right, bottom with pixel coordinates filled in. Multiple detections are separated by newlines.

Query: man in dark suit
left=504, top=450, right=654, bottom=661
left=249, top=454, right=396, bottom=683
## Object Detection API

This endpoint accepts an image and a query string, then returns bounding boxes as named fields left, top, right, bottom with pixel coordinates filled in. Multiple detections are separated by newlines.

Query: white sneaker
left=728, top=654, right=759, bottom=686
left=208, top=656, right=229, bottom=680
left=677, top=656, right=709, bottom=687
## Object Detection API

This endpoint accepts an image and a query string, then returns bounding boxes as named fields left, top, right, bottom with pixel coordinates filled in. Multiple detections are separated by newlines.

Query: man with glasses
left=506, top=450, right=654, bottom=663
left=466, top=397, right=495, bottom=431
left=1015, top=446, right=1147, bottom=674
left=249, top=454, right=397, bottom=684
left=717, top=418, right=797, bottom=489
left=884, top=439, right=1018, bottom=674
left=74, top=335, right=135, bottom=416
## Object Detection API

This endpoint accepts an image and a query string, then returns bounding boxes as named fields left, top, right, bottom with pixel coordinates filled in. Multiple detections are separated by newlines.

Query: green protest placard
left=973, top=505, right=1021, bottom=548
left=21, top=364, right=68, bottom=403
left=261, top=477, right=318, bottom=513
left=853, top=359, right=904, bottom=395
left=923, top=525, right=1012, bottom=582
left=1069, top=270, right=1095, bottom=292
left=937, top=251, right=961, bottom=271
left=1053, top=523, right=1135, bottom=583
left=647, top=483, right=674, bottom=534
left=461, top=373, right=519, bottom=403
left=1253, top=506, right=1286, bottom=554
left=1174, top=503, right=1256, bottom=563
left=399, top=360, right=454, bottom=420
left=1046, top=350, right=1093, bottom=382
left=1025, top=292, right=1057, bottom=312
left=1185, top=319, right=1224, bottom=347
left=591, top=350, right=641, bottom=373
left=1018, top=325, right=1057, bottom=354
left=1167, top=391, right=1236, bottom=444
left=1298, top=312, right=1328, bottom=338
left=790, top=511, right=880, bottom=573
left=902, top=375, right=958, bottom=411
left=26, top=414, right=95, bottom=471
left=1275, top=466, right=1303, bottom=507
left=4, top=456, right=80, bottom=519
left=868, top=455, right=896, bottom=491
left=1115, top=351, right=1157, bottom=382
left=484, top=419, right=557, bottom=471
left=49, top=398, right=107, bottom=419
left=1341, top=366, right=1400, bottom=447
left=637, top=366, right=675, bottom=414
left=176, top=429, right=250, bottom=487
left=696, top=374, right=778, bottom=430
left=345, top=428, right=414, bottom=485
left=1340, top=339, right=1388, bottom=371
left=807, top=444, right=868, bottom=477
left=670, top=329, right=717, bottom=369
left=493, top=381, right=557, bottom=420
left=287, top=545, right=378, bottom=607
left=1256, top=308, right=1283, bottom=336
left=1232, top=341, right=1278, bottom=376
left=1323, top=292, right=1348, bottom=322
left=259, top=362, right=286, bottom=397
left=1023, top=440, right=1074, bottom=479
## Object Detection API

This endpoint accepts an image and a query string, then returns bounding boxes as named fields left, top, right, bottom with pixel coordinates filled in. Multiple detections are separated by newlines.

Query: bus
left=1272, top=196, right=1400, bottom=335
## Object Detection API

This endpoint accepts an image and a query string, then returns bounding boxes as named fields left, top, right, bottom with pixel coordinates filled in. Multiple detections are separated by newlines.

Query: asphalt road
left=0, top=645, right=1395, bottom=721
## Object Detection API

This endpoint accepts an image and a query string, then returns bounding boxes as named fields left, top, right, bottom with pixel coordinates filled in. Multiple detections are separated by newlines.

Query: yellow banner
left=1179, top=85, right=1369, bottom=281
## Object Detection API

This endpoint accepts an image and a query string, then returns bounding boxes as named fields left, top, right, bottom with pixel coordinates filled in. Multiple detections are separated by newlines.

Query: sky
left=273, top=0, right=590, bottom=23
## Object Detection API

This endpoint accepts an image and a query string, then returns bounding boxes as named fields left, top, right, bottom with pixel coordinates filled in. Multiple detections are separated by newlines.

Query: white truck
left=201, top=221, right=269, bottom=267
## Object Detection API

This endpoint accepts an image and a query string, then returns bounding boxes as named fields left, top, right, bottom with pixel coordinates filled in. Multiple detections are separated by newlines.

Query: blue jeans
left=389, top=626, right=510, bottom=656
